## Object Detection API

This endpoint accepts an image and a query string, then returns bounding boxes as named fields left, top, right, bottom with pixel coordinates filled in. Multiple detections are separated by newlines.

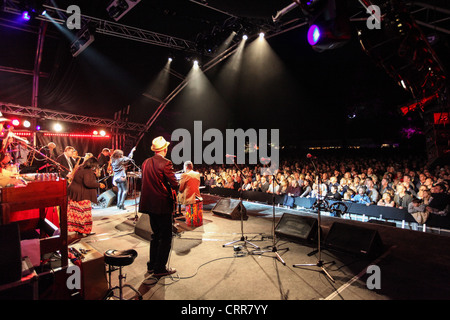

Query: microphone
left=225, top=154, right=236, bottom=158
left=306, top=153, right=316, bottom=159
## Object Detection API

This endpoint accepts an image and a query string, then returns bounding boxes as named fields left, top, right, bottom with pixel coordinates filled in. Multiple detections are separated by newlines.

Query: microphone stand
left=24, top=143, right=70, bottom=173
left=223, top=157, right=259, bottom=249
left=251, top=166, right=288, bottom=265
left=293, top=157, right=335, bottom=282
left=127, top=159, right=141, bottom=223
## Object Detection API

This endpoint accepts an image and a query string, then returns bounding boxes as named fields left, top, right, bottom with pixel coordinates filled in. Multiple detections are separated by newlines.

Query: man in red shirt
left=139, top=136, right=179, bottom=278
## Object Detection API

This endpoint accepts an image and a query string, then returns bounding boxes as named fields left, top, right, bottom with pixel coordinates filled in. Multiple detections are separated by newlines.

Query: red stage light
left=434, top=112, right=449, bottom=125
left=43, top=133, right=110, bottom=138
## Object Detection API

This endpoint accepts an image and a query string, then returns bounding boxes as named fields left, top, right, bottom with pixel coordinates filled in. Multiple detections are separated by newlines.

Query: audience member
left=393, top=184, right=413, bottom=209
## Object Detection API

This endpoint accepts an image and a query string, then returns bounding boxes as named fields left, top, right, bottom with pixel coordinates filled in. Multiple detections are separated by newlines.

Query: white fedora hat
left=151, top=136, right=170, bottom=152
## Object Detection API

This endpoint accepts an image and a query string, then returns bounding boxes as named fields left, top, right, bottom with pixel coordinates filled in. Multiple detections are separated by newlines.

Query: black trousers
left=116, top=179, right=128, bottom=207
left=148, top=212, right=173, bottom=273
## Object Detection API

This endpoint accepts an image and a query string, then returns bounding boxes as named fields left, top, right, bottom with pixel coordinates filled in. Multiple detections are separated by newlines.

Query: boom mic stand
left=251, top=172, right=288, bottom=265
left=23, top=143, right=70, bottom=173
left=293, top=156, right=335, bottom=282
left=127, top=159, right=141, bottom=223
left=223, top=157, right=259, bottom=249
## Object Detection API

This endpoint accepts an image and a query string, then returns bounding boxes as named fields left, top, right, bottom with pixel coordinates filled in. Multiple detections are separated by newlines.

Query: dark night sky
left=0, top=0, right=448, bottom=151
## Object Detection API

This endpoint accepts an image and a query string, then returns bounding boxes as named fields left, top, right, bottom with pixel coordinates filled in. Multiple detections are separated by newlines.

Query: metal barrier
left=202, top=186, right=450, bottom=231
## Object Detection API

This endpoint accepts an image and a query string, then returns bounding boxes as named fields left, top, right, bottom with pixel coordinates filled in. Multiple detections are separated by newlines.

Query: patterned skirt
left=67, top=199, right=93, bottom=234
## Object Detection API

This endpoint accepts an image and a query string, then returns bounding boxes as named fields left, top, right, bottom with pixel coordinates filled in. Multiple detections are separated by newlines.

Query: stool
left=103, top=249, right=142, bottom=300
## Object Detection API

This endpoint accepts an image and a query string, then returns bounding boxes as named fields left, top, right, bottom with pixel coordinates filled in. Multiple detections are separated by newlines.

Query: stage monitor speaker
left=324, top=222, right=384, bottom=258
left=0, top=223, right=22, bottom=285
left=212, top=198, right=247, bottom=220
left=275, top=213, right=318, bottom=242
left=97, top=189, right=116, bottom=208
left=134, top=214, right=152, bottom=241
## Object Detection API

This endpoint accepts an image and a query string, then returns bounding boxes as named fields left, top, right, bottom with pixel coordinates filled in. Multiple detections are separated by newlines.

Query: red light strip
left=43, top=133, right=110, bottom=138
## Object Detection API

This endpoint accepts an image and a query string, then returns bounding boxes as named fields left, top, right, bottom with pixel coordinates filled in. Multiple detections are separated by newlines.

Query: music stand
left=251, top=173, right=288, bottom=265
left=223, top=158, right=259, bottom=249
left=293, top=158, right=335, bottom=282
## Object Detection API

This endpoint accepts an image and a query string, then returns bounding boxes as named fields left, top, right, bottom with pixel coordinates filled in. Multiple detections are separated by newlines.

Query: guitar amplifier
left=69, top=242, right=109, bottom=300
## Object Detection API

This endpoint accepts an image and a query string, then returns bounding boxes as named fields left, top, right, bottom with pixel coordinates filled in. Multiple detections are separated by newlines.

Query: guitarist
left=139, top=136, right=179, bottom=278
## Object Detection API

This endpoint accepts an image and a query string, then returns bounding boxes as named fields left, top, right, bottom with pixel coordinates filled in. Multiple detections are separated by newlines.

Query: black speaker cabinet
left=212, top=199, right=248, bottom=220
left=97, top=189, right=116, bottom=208
left=324, top=222, right=384, bottom=258
left=275, top=213, right=318, bottom=242
left=0, top=223, right=22, bottom=285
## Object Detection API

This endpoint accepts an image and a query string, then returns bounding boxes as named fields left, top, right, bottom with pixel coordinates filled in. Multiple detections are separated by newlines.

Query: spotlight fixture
left=307, top=24, right=320, bottom=46
left=99, top=130, right=106, bottom=136
left=70, top=23, right=96, bottom=57
left=23, top=120, right=31, bottom=128
left=106, top=0, right=141, bottom=22
left=301, top=0, right=351, bottom=52
left=242, top=35, right=248, bottom=40
left=259, top=32, right=265, bottom=39
left=11, top=119, right=20, bottom=126
left=53, top=123, right=63, bottom=132
left=193, top=60, right=199, bottom=69
left=19, top=0, right=47, bottom=21
left=21, top=11, right=31, bottom=21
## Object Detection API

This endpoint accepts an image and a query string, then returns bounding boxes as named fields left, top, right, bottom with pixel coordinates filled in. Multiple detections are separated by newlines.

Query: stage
left=65, top=193, right=450, bottom=302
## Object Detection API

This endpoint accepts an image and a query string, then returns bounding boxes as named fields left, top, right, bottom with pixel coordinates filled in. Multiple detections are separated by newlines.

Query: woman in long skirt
left=67, top=157, right=104, bottom=235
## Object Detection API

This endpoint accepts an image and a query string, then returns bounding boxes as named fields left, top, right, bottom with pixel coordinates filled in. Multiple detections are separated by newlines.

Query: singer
left=110, top=146, right=136, bottom=210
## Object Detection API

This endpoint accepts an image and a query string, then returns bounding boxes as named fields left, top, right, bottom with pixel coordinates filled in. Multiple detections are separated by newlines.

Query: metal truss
left=407, top=1, right=450, bottom=35
left=0, top=102, right=148, bottom=132
left=2, top=0, right=199, bottom=53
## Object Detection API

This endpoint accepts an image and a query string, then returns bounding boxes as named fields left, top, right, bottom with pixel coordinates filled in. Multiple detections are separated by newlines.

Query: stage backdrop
left=35, top=132, right=112, bottom=159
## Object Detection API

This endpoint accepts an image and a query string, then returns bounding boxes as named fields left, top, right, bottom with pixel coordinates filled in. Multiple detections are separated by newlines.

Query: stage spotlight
left=301, top=0, right=351, bottom=52
left=107, top=0, right=142, bottom=22
left=259, top=32, right=265, bottom=39
left=70, top=23, right=96, bottom=57
left=23, top=120, right=31, bottom=128
left=307, top=24, right=321, bottom=46
left=193, top=60, right=199, bottom=69
left=168, top=57, right=173, bottom=62
left=99, top=130, right=106, bottom=136
left=22, top=11, right=31, bottom=21
left=242, top=35, right=248, bottom=40
left=11, top=119, right=20, bottom=126
left=53, top=123, right=63, bottom=132
left=93, top=130, right=99, bottom=135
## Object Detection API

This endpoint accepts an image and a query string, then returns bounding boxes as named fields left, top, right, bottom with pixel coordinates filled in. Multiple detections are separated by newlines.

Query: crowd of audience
left=196, top=151, right=449, bottom=223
